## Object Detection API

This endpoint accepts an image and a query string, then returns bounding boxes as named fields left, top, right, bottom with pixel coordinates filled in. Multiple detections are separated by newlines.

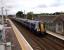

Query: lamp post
left=1, top=0, right=4, bottom=24
left=5, top=9, right=8, bottom=23
left=1, top=0, right=6, bottom=42
left=1, top=7, right=4, bottom=24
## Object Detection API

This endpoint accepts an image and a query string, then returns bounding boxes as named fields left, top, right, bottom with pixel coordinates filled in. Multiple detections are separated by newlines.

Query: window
left=0, top=30, right=2, bottom=40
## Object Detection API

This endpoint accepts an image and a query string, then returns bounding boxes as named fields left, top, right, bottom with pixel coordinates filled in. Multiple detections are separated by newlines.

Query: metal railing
left=45, top=23, right=56, bottom=32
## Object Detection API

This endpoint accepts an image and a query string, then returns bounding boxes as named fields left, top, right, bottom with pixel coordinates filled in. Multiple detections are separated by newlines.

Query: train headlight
left=37, top=28, right=40, bottom=32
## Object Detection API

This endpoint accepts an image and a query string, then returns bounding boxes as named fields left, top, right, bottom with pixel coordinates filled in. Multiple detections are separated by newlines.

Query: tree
left=16, top=11, right=24, bottom=18
left=27, top=12, right=34, bottom=20
left=53, top=12, right=64, bottom=15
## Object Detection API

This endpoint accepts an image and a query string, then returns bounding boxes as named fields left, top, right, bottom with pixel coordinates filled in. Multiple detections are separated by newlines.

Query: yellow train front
left=36, top=22, right=46, bottom=34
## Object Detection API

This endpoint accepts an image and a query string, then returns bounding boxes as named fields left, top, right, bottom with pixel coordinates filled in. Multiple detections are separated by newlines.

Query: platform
left=46, top=30, right=64, bottom=40
left=0, top=44, right=5, bottom=50
left=8, top=19, right=33, bottom=50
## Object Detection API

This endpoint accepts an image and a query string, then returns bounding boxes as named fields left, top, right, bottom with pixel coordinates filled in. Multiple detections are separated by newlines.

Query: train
left=13, top=18, right=46, bottom=35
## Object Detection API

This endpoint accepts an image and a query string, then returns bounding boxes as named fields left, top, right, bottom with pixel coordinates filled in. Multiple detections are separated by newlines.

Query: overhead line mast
left=1, top=0, right=4, bottom=24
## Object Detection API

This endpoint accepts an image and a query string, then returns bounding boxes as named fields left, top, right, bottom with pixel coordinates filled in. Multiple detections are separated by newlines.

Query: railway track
left=11, top=19, right=64, bottom=50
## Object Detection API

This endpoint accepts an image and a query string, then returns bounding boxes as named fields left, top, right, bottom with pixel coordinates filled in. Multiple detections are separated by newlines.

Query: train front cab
left=40, top=22, right=46, bottom=33
left=37, top=22, right=46, bottom=35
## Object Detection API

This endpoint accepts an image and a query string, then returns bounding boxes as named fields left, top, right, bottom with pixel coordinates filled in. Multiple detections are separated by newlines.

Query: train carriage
left=14, top=18, right=46, bottom=35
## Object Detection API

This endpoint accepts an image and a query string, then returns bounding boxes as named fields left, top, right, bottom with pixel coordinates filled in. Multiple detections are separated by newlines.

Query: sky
left=0, top=0, right=64, bottom=15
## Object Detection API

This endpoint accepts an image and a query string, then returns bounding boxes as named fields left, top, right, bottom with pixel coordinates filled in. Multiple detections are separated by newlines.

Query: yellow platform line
left=8, top=19, right=33, bottom=50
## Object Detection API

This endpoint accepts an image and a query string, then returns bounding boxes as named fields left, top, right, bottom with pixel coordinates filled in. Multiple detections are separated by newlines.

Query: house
left=53, top=15, right=64, bottom=34
left=38, top=15, right=64, bottom=35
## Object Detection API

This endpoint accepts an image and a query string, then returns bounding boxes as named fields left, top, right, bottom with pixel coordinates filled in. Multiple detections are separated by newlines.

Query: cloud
left=50, top=0, right=64, bottom=7
left=50, top=3, right=61, bottom=7
left=0, top=0, right=64, bottom=14
left=37, top=4, right=47, bottom=8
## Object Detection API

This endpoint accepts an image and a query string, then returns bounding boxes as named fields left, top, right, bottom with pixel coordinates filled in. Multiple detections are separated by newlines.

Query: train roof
left=27, top=20, right=39, bottom=24
left=16, top=18, right=40, bottom=24
left=16, top=18, right=27, bottom=21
